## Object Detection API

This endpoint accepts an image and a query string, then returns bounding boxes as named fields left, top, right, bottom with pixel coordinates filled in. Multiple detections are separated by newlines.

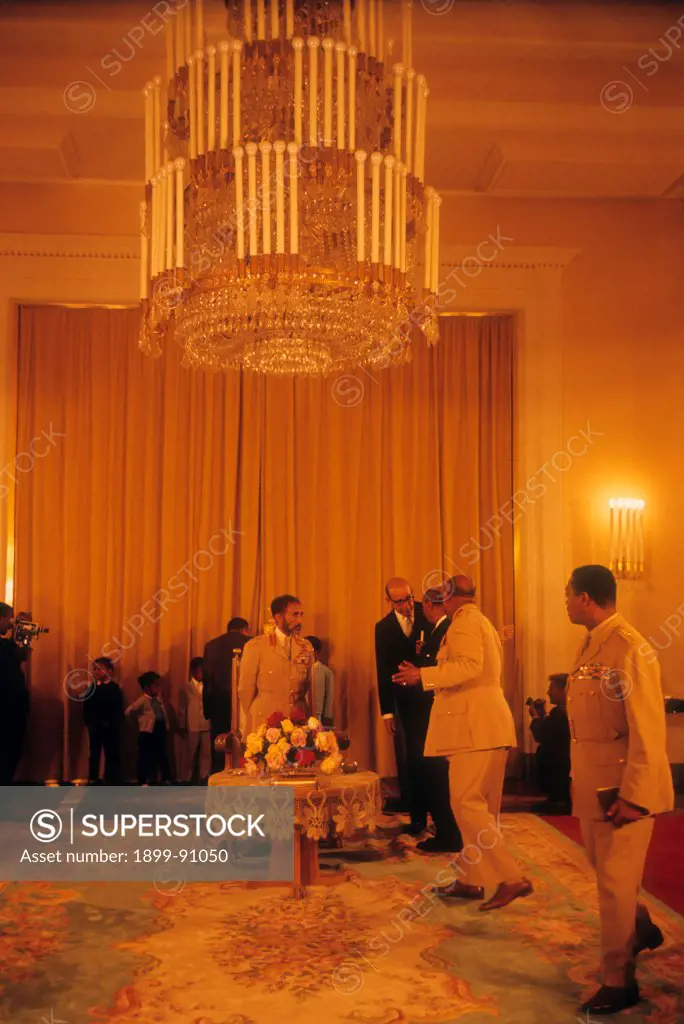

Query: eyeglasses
left=391, top=595, right=414, bottom=605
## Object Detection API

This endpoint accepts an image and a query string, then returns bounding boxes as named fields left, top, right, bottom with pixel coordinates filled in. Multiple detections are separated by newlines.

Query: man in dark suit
left=413, top=587, right=463, bottom=852
left=0, top=602, right=30, bottom=784
left=529, top=672, right=571, bottom=814
left=375, top=577, right=430, bottom=831
left=202, top=616, right=250, bottom=773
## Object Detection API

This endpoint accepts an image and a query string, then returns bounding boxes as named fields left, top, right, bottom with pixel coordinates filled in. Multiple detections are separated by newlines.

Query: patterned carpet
left=0, top=812, right=682, bottom=1024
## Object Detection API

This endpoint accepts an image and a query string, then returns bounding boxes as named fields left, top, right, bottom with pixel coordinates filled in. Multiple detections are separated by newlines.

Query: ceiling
left=0, top=0, right=682, bottom=237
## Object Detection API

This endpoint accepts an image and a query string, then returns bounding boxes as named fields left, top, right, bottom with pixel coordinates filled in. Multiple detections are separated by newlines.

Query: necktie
left=405, top=617, right=413, bottom=638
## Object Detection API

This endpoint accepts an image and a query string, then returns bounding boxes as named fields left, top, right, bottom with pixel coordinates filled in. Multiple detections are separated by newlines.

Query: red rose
left=266, top=711, right=286, bottom=728
left=290, top=708, right=307, bottom=725
left=296, top=748, right=316, bottom=767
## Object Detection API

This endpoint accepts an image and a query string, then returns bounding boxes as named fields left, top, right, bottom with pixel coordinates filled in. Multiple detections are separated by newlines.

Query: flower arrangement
left=243, top=709, right=344, bottom=776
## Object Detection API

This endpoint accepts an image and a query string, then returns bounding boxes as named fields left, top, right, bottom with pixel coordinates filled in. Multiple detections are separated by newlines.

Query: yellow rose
left=245, top=733, right=263, bottom=756
left=315, top=730, right=338, bottom=754
left=307, top=716, right=320, bottom=731
left=265, top=727, right=282, bottom=744
left=266, top=746, right=286, bottom=770
left=290, top=727, right=307, bottom=748
left=257, top=724, right=268, bottom=737
left=281, top=718, right=294, bottom=734
left=320, top=753, right=343, bottom=775
left=277, top=737, right=291, bottom=754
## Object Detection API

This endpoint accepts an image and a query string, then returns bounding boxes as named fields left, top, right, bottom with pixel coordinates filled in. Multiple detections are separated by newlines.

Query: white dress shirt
left=395, top=610, right=413, bottom=637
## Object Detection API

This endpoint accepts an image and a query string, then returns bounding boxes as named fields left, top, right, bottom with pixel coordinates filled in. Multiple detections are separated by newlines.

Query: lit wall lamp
left=609, top=498, right=645, bottom=579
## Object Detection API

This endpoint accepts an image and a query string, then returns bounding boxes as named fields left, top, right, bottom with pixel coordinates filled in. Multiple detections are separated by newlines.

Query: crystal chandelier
left=138, top=0, right=441, bottom=375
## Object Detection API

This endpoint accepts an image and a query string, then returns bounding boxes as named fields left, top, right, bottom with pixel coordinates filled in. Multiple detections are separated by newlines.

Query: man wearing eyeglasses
left=375, top=577, right=430, bottom=830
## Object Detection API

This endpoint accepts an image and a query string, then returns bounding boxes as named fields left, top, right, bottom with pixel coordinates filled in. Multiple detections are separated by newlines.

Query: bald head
left=440, top=574, right=476, bottom=616
left=384, top=576, right=414, bottom=618
left=385, top=576, right=411, bottom=601
left=446, top=575, right=476, bottom=598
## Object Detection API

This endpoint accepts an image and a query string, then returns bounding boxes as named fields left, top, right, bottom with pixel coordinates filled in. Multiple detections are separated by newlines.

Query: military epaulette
left=615, top=625, right=638, bottom=644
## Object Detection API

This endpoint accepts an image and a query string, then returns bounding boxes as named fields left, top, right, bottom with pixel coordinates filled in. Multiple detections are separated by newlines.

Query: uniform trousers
left=579, top=814, right=654, bottom=987
left=448, top=747, right=522, bottom=891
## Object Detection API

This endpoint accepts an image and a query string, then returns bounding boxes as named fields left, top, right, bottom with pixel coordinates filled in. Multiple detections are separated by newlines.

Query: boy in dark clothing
left=84, top=657, right=123, bottom=784
left=126, top=671, right=171, bottom=785
left=529, top=672, right=571, bottom=814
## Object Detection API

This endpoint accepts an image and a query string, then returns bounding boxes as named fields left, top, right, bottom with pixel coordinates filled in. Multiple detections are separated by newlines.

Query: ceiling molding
left=438, top=244, right=581, bottom=271
left=0, top=233, right=138, bottom=259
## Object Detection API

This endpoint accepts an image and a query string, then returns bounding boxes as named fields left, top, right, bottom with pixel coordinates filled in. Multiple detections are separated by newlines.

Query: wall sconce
left=609, top=498, right=645, bottom=579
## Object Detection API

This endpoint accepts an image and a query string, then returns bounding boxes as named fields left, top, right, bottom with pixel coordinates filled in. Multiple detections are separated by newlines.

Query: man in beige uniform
left=565, top=564, right=674, bottom=1016
left=238, top=593, right=313, bottom=736
left=394, top=576, right=531, bottom=911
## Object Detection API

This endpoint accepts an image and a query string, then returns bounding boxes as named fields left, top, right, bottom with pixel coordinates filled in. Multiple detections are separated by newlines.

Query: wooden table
left=208, top=768, right=381, bottom=898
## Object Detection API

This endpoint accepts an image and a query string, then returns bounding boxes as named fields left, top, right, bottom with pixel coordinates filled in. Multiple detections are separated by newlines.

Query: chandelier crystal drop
left=138, top=0, right=441, bottom=375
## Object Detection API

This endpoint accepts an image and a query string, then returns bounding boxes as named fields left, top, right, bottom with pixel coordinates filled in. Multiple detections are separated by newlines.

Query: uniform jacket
left=568, top=612, right=674, bottom=820
left=375, top=602, right=429, bottom=716
left=238, top=632, right=313, bottom=736
left=420, top=603, right=517, bottom=756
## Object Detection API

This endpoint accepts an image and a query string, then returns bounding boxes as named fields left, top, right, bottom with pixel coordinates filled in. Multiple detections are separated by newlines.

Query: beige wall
left=439, top=194, right=684, bottom=759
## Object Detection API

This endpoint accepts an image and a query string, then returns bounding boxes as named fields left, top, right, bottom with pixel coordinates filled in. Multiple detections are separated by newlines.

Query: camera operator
left=0, top=602, right=31, bottom=784
left=528, top=673, right=571, bottom=814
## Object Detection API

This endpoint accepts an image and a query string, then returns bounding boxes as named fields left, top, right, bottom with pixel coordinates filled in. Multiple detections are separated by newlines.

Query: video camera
left=12, top=613, right=49, bottom=649
left=526, top=697, right=546, bottom=717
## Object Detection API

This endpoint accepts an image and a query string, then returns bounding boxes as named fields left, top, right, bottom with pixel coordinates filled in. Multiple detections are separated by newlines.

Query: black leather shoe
left=479, top=878, right=533, bottom=911
left=433, top=880, right=484, bottom=900
left=633, top=922, right=664, bottom=957
left=579, top=984, right=640, bottom=1015
left=416, top=836, right=462, bottom=854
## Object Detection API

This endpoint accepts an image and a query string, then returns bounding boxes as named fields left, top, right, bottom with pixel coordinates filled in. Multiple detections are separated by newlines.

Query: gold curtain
left=14, top=306, right=515, bottom=781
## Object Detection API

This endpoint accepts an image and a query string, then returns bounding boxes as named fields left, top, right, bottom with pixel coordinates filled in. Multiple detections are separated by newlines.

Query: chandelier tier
left=139, top=0, right=441, bottom=375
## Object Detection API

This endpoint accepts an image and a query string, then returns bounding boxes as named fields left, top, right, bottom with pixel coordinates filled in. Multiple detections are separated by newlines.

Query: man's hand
left=383, top=717, right=396, bottom=735
left=606, top=796, right=647, bottom=828
left=392, top=662, right=421, bottom=687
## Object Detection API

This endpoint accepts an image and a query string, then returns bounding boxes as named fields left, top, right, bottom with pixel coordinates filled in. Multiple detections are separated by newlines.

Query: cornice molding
left=0, top=235, right=580, bottom=272
left=0, top=234, right=138, bottom=260
left=437, top=244, right=580, bottom=271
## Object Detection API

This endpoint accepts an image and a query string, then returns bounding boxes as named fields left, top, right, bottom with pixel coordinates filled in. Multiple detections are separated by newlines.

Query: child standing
left=180, top=656, right=211, bottom=783
left=84, top=657, right=123, bottom=784
left=305, top=636, right=335, bottom=727
left=126, top=671, right=171, bottom=785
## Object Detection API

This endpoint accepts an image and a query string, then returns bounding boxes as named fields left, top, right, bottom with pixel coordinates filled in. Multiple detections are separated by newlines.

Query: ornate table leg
left=293, top=826, right=320, bottom=898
